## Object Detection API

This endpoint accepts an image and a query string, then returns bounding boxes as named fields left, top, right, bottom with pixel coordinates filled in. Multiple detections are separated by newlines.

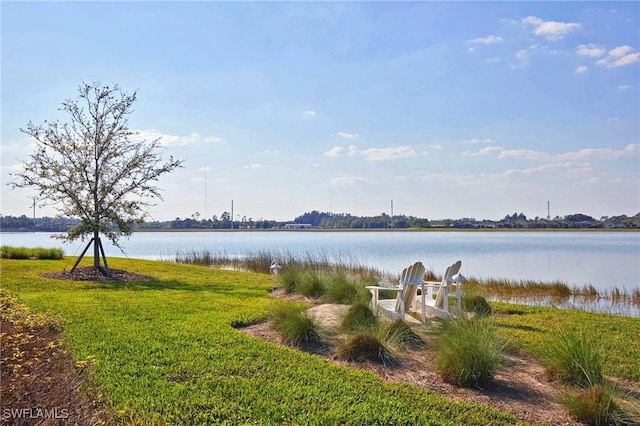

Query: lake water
left=2, top=230, right=639, bottom=292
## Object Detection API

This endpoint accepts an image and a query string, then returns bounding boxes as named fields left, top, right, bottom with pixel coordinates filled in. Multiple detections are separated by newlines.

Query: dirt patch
left=242, top=293, right=583, bottom=426
left=43, top=266, right=155, bottom=282
left=0, top=299, right=110, bottom=425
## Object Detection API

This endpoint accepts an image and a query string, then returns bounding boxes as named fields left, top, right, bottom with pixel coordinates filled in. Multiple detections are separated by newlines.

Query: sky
left=1, top=1, right=639, bottom=222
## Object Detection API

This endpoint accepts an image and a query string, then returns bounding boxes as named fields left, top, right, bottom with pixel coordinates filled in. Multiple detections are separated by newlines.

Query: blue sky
left=2, top=1, right=638, bottom=222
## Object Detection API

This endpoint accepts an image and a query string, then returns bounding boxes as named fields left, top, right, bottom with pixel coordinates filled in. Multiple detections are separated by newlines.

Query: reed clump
left=271, top=304, right=321, bottom=347
left=341, top=303, right=378, bottom=332
left=336, top=333, right=397, bottom=366
left=1, top=246, right=64, bottom=260
left=296, top=270, right=328, bottom=298
left=435, top=316, right=503, bottom=388
left=382, top=318, right=424, bottom=348
left=544, top=327, right=604, bottom=387
left=562, top=384, right=630, bottom=426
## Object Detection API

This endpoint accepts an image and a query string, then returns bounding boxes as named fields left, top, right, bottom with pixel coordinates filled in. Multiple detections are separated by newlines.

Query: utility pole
left=204, top=163, right=207, bottom=220
left=231, top=199, right=234, bottom=230
left=547, top=201, right=550, bottom=220
left=390, top=199, right=394, bottom=229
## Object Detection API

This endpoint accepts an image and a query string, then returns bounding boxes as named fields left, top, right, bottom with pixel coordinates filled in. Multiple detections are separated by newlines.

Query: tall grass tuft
left=436, top=316, right=503, bottom=388
left=271, top=304, right=321, bottom=347
left=280, top=267, right=301, bottom=294
left=336, top=333, right=397, bottom=366
left=296, top=270, right=328, bottom=298
left=325, top=271, right=367, bottom=305
left=562, top=384, right=631, bottom=426
left=382, top=319, right=424, bottom=348
left=1, top=246, right=64, bottom=260
left=341, top=303, right=378, bottom=332
left=461, top=293, right=492, bottom=317
left=544, top=327, right=604, bottom=387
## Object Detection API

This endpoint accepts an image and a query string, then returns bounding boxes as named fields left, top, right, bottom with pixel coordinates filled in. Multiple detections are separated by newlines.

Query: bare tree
left=10, top=82, right=183, bottom=275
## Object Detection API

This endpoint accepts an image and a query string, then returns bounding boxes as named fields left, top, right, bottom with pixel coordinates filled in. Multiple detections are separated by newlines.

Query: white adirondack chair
left=366, top=261, right=425, bottom=321
left=421, top=260, right=463, bottom=320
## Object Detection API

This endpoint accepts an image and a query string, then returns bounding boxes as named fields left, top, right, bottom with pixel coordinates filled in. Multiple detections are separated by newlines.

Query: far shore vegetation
left=2, top=210, right=639, bottom=232
left=2, top=252, right=639, bottom=424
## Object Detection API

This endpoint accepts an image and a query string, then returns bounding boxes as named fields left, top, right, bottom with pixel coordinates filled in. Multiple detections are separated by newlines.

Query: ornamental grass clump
left=544, top=327, right=604, bottom=388
left=325, top=272, right=366, bottom=305
left=382, top=318, right=424, bottom=348
left=562, top=384, right=632, bottom=426
left=272, top=305, right=320, bottom=347
left=280, top=267, right=301, bottom=294
left=336, top=333, right=397, bottom=366
left=461, top=293, right=492, bottom=317
left=0, top=246, right=64, bottom=260
left=296, top=270, right=328, bottom=298
left=436, top=316, right=503, bottom=388
left=341, top=303, right=378, bottom=332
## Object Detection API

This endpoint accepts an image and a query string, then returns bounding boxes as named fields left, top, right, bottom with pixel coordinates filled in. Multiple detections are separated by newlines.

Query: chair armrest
left=365, top=285, right=402, bottom=292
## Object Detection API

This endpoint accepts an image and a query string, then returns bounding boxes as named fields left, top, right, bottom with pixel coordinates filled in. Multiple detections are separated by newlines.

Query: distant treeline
left=3, top=211, right=638, bottom=232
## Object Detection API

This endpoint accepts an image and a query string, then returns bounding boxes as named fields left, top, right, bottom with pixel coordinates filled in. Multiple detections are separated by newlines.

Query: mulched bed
left=42, top=266, right=155, bottom=282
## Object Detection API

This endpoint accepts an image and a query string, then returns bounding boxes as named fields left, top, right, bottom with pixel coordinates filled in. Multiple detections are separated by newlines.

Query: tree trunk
left=93, top=229, right=100, bottom=269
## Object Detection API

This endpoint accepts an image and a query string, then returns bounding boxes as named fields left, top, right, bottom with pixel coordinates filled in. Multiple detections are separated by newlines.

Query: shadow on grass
left=82, top=278, right=270, bottom=297
left=497, top=323, right=543, bottom=333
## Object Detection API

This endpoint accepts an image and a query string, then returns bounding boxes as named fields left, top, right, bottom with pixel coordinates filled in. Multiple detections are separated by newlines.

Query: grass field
left=2, top=257, right=639, bottom=424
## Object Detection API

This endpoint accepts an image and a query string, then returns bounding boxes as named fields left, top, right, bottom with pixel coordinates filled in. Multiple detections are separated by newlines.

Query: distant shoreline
left=4, top=228, right=636, bottom=234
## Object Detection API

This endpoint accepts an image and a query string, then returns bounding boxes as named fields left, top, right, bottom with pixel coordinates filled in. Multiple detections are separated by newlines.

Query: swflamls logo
left=2, top=407, right=70, bottom=420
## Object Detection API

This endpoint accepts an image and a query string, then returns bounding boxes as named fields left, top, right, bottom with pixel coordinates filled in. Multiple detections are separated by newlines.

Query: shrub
left=382, top=318, right=424, bottom=348
left=436, top=316, right=503, bottom=387
left=0, top=246, right=64, bottom=260
left=544, top=327, right=604, bottom=387
left=296, top=270, right=327, bottom=298
left=563, top=384, right=630, bottom=426
left=272, top=305, right=320, bottom=347
left=336, top=333, right=396, bottom=366
left=461, top=293, right=492, bottom=317
left=341, top=303, right=378, bottom=332
left=325, top=272, right=365, bottom=305
left=280, top=267, right=301, bottom=294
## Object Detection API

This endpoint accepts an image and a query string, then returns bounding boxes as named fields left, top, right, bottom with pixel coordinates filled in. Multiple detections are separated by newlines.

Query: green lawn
left=490, top=302, right=640, bottom=381
left=2, top=258, right=524, bottom=425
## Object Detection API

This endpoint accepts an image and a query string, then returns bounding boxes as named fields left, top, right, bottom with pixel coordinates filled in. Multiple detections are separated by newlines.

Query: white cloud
left=617, top=85, right=633, bottom=92
left=503, top=162, right=591, bottom=177
left=468, top=35, right=504, bottom=45
left=304, top=110, right=316, bottom=117
left=324, top=145, right=421, bottom=162
left=515, top=49, right=529, bottom=65
left=467, top=144, right=639, bottom=162
left=323, top=145, right=359, bottom=158
left=324, top=146, right=346, bottom=158
left=609, top=45, right=634, bottom=58
left=596, top=45, right=640, bottom=68
left=485, top=57, right=502, bottom=64
left=574, top=65, right=588, bottom=74
left=577, top=44, right=605, bottom=58
left=360, top=146, right=417, bottom=161
left=242, top=163, right=262, bottom=170
left=336, top=131, right=359, bottom=140
left=522, top=16, right=581, bottom=41
left=330, top=175, right=368, bottom=187
left=463, top=146, right=504, bottom=157
left=136, top=129, right=222, bottom=146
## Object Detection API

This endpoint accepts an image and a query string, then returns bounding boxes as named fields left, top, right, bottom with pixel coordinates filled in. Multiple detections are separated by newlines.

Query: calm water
left=2, top=231, right=639, bottom=292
